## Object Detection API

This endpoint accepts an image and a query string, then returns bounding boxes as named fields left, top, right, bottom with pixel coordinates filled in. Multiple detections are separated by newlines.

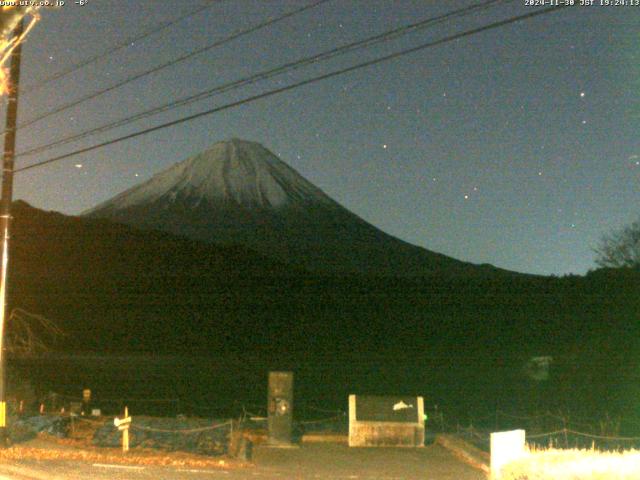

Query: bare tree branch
left=594, top=220, right=640, bottom=269
left=6, top=308, right=64, bottom=357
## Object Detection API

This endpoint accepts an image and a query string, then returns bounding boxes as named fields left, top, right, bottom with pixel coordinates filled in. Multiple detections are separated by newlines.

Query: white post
left=490, top=429, right=525, bottom=479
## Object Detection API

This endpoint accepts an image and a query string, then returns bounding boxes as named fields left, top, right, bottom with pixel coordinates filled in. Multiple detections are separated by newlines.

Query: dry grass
left=501, top=446, right=640, bottom=480
left=0, top=432, right=248, bottom=469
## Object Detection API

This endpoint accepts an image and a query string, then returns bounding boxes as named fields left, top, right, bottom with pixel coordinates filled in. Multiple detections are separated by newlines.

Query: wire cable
left=10, top=0, right=331, bottom=133
left=16, top=0, right=513, bottom=159
left=130, top=420, right=232, bottom=434
left=15, top=5, right=568, bottom=174
left=23, top=1, right=220, bottom=93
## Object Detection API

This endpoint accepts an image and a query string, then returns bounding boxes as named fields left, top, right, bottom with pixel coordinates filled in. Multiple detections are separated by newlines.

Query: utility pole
left=0, top=17, right=24, bottom=446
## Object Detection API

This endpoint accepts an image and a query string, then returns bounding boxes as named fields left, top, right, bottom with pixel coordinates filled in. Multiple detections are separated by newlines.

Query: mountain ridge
left=84, top=139, right=515, bottom=277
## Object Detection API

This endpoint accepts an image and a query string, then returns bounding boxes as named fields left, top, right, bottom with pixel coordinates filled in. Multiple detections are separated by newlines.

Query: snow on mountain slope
left=87, top=139, right=335, bottom=213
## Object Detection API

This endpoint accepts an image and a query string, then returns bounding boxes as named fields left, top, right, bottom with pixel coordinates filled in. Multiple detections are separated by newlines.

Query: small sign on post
left=114, top=406, right=132, bottom=453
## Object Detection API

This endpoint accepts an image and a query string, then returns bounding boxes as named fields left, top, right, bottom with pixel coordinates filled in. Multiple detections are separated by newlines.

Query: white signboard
left=490, top=429, right=526, bottom=479
left=114, top=415, right=132, bottom=431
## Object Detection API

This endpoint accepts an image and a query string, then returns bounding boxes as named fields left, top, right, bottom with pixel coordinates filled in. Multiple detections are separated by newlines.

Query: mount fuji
left=84, top=139, right=503, bottom=276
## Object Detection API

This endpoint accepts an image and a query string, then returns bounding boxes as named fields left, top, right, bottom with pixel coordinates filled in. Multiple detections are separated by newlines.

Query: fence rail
left=24, top=390, right=640, bottom=450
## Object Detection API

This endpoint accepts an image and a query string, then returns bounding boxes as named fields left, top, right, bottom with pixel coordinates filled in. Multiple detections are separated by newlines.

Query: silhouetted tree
left=594, top=219, right=640, bottom=268
left=6, top=308, right=64, bottom=357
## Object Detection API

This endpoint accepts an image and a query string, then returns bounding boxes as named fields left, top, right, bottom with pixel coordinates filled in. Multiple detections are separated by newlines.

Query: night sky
left=4, top=0, right=639, bottom=276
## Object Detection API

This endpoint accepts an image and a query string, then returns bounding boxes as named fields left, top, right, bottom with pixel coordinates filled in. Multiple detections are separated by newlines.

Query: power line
left=17, top=0, right=512, bottom=159
left=23, top=1, right=220, bottom=93
left=10, top=0, right=330, bottom=133
left=15, top=5, right=568, bottom=175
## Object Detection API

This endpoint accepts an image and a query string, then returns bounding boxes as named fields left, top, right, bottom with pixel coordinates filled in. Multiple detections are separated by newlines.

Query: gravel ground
left=250, top=443, right=487, bottom=479
left=0, top=441, right=487, bottom=479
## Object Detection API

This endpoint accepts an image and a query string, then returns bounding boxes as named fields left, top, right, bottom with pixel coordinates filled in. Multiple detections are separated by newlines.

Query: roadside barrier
left=130, top=420, right=232, bottom=434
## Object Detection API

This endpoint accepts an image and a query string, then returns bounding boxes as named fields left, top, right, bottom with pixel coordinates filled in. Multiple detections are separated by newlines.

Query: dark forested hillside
left=7, top=201, right=640, bottom=428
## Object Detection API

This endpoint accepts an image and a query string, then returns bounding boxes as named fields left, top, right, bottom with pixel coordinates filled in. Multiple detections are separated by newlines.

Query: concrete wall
left=348, top=395, right=425, bottom=447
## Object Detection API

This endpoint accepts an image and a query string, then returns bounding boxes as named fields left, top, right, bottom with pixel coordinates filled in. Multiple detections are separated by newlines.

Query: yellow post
left=122, top=406, right=129, bottom=453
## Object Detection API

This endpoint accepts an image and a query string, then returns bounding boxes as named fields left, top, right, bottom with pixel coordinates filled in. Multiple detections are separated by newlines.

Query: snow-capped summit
left=85, top=139, right=500, bottom=276
left=87, top=139, right=334, bottom=213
